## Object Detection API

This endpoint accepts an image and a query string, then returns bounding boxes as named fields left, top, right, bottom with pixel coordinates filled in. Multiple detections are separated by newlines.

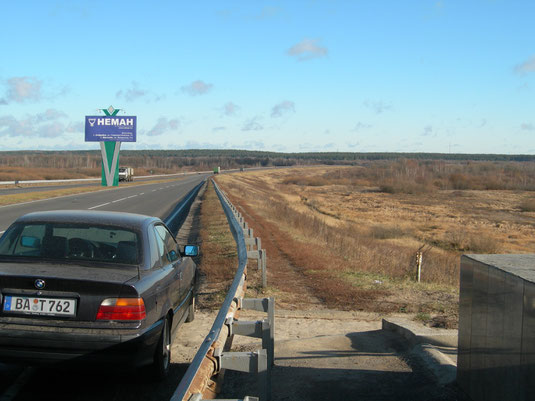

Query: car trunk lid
left=0, top=262, right=139, bottom=322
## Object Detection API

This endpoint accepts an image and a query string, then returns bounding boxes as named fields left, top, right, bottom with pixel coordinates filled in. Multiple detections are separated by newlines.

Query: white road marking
left=152, top=189, right=157, bottom=192
left=139, top=192, right=144, bottom=195
left=88, top=202, right=111, bottom=210
left=127, top=195, right=137, bottom=199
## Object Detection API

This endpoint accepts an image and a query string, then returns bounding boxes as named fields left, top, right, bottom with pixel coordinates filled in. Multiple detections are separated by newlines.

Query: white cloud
left=181, top=80, right=213, bottom=96
left=146, top=117, right=180, bottom=136
left=422, top=125, right=434, bottom=137
left=0, top=109, right=70, bottom=139
left=242, top=116, right=263, bottom=131
left=363, top=100, right=392, bottom=114
left=243, top=140, right=265, bottom=149
left=287, top=38, right=328, bottom=61
left=116, top=81, right=164, bottom=102
left=515, top=55, right=535, bottom=74
left=1, top=77, right=68, bottom=104
left=352, top=122, right=371, bottom=131
left=5, top=77, right=43, bottom=103
left=521, top=123, right=534, bottom=131
left=271, top=101, right=295, bottom=118
left=213, top=126, right=226, bottom=132
left=299, top=142, right=314, bottom=150
left=33, top=109, right=68, bottom=123
left=223, top=101, right=239, bottom=116
left=116, top=81, right=148, bottom=102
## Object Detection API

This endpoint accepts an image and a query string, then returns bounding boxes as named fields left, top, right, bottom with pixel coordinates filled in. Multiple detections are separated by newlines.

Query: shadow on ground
left=219, top=329, right=470, bottom=401
left=10, top=362, right=189, bottom=401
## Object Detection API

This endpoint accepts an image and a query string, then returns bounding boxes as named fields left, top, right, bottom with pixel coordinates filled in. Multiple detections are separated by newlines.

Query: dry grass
left=196, top=181, right=238, bottom=309
left=519, top=198, right=535, bottom=212
left=213, top=165, right=535, bottom=327
left=317, top=160, right=535, bottom=192
left=215, top=171, right=459, bottom=325
left=0, top=167, right=100, bottom=181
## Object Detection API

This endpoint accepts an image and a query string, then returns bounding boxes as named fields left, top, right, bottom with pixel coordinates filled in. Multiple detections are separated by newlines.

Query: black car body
left=0, top=210, right=198, bottom=377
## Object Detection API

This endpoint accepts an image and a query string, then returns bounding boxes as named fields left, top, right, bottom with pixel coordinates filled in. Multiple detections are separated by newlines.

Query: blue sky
left=1, top=1, right=534, bottom=154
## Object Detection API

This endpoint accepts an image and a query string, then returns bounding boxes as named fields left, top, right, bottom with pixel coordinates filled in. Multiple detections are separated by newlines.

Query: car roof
left=15, top=210, right=161, bottom=230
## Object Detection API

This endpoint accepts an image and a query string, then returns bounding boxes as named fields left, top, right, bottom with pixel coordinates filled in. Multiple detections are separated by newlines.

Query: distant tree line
left=0, top=149, right=534, bottom=172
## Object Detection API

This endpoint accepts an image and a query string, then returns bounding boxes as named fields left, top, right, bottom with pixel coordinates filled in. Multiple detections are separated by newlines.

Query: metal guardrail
left=171, top=179, right=273, bottom=401
left=164, top=180, right=206, bottom=236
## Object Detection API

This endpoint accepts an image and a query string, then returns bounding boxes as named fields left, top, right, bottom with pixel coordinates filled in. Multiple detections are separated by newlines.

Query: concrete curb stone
left=382, top=317, right=458, bottom=384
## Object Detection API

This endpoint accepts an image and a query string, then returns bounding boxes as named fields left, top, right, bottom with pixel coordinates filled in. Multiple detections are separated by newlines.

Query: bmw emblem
left=34, top=279, right=45, bottom=290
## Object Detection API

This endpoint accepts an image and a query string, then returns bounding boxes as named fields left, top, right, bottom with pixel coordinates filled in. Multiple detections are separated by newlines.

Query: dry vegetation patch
left=215, top=162, right=535, bottom=328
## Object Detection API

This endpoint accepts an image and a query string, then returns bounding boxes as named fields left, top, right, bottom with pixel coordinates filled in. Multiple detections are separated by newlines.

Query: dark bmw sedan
left=0, top=210, right=198, bottom=379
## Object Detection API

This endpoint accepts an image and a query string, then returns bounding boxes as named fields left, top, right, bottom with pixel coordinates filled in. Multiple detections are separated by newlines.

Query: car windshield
left=0, top=222, right=140, bottom=265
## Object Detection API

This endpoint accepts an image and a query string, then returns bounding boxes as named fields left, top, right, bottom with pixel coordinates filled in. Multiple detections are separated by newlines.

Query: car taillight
left=96, top=298, right=146, bottom=321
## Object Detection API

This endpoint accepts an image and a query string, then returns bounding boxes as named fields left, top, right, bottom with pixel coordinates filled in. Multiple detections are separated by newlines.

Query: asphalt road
left=0, top=174, right=210, bottom=234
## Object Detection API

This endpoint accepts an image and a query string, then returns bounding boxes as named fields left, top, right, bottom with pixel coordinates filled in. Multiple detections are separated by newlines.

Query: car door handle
left=176, top=271, right=183, bottom=280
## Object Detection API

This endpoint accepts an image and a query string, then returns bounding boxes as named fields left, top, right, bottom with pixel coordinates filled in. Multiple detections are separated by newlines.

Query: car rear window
left=0, top=222, right=140, bottom=265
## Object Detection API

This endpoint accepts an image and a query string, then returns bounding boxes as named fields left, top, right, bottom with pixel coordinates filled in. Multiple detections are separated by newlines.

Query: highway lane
left=0, top=174, right=209, bottom=234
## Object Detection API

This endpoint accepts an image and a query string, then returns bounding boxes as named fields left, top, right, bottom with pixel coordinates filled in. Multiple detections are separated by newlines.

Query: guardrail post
left=245, top=237, right=261, bottom=252
left=260, top=249, right=267, bottom=288
left=240, top=297, right=275, bottom=368
left=246, top=249, right=267, bottom=288
left=213, top=349, right=270, bottom=401
left=247, top=250, right=261, bottom=270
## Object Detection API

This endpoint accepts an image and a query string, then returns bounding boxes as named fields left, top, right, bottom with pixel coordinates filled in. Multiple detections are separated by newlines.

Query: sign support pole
left=100, top=141, right=121, bottom=187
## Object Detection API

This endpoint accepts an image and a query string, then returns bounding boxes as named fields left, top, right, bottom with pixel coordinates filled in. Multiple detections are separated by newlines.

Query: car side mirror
left=184, top=245, right=199, bottom=257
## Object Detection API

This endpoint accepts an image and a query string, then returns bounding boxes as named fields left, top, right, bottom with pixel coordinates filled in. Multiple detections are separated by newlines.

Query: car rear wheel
left=186, top=295, right=195, bottom=323
left=152, top=316, right=170, bottom=380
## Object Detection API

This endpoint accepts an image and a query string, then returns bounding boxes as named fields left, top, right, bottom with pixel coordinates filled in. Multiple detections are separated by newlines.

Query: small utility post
left=416, top=251, right=423, bottom=282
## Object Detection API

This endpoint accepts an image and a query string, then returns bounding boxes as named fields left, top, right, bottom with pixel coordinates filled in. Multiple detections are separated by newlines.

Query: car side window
left=147, top=226, right=161, bottom=269
left=155, top=225, right=178, bottom=264
left=153, top=227, right=168, bottom=267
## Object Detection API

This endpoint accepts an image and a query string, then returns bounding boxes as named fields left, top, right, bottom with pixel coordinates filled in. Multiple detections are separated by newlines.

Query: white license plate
left=3, top=295, right=77, bottom=317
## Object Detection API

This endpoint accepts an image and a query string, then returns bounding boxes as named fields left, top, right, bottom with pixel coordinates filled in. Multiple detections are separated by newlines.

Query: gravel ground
left=174, top=308, right=470, bottom=401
